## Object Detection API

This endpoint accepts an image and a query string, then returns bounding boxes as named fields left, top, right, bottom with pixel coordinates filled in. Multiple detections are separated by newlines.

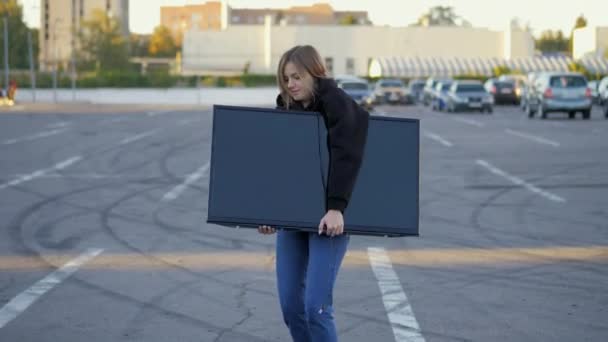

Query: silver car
left=527, top=72, right=592, bottom=120
left=446, top=80, right=494, bottom=113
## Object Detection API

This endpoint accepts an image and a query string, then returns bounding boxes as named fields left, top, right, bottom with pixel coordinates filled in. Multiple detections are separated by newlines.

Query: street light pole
left=3, top=16, right=8, bottom=95
left=27, top=29, right=36, bottom=102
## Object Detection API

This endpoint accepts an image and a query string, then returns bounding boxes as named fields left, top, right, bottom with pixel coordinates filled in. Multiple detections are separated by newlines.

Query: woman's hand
left=318, top=210, right=344, bottom=237
left=258, top=225, right=276, bottom=235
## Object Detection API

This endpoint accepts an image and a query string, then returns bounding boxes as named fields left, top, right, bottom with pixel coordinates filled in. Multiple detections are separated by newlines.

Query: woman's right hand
left=257, top=225, right=276, bottom=235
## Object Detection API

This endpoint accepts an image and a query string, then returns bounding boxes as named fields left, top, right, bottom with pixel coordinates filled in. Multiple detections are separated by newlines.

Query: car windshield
left=341, top=82, right=368, bottom=90
left=495, top=82, right=514, bottom=89
left=409, top=83, right=425, bottom=90
left=441, top=83, right=452, bottom=91
left=549, top=76, right=587, bottom=88
left=457, top=84, right=485, bottom=92
left=380, top=81, right=403, bottom=87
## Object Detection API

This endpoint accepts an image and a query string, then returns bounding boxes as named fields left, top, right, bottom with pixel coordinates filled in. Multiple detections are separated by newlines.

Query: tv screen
left=207, top=105, right=419, bottom=236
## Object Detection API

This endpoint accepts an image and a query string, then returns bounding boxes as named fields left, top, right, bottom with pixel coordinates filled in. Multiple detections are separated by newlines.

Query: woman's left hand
left=318, top=210, right=344, bottom=236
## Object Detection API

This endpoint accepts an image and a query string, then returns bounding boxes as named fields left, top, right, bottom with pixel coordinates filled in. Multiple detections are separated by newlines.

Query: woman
left=258, top=45, right=369, bottom=342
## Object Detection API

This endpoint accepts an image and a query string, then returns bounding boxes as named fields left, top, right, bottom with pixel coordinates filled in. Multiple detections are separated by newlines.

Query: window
left=232, top=15, right=240, bottom=23
left=346, top=58, right=355, bottom=75
left=325, top=57, right=333, bottom=75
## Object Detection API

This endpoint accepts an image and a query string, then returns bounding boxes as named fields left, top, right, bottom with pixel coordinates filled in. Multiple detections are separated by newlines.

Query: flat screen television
left=207, top=105, right=419, bottom=236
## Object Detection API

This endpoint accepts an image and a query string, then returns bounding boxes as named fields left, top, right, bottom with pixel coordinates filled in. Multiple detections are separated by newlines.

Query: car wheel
left=582, top=109, right=591, bottom=120
left=568, top=111, right=576, bottom=119
left=487, top=106, right=493, bottom=114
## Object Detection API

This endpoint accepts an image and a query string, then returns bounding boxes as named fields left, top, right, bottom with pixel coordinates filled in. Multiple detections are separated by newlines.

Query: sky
left=18, top=0, right=608, bottom=37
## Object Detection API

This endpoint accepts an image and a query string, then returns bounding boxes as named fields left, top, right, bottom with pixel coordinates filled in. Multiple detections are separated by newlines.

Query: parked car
left=499, top=75, right=526, bottom=103
left=598, top=76, right=608, bottom=105
left=431, top=81, right=453, bottom=111
left=588, top=80, right=600, bottom=104
left=526, top=72, right=592, bottom=119
left=604, top=97, right=608, bottom=118
left=406, top=79, right=426, bottom=104
left=422, top=77, right=451, bottom=106
left=484, top=78, right=519, bottom=105
left=335, top=75, right=374, bottom=110
left=446, top=80, right=494, bottom=113
left=373, top=79, right=408, bottom=105
left=521, top=72, right=545, bottom=112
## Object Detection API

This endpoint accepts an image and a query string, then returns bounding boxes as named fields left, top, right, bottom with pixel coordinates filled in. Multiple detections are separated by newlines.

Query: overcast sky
left=18, top=0, right=608, bottom=37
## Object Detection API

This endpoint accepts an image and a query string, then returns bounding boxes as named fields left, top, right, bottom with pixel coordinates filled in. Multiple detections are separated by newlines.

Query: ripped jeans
left=276, top=230, right=350, bottom=342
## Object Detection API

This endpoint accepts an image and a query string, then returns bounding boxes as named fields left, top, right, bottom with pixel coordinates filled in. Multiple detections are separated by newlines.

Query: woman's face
left=283, top=61, right=314, bottom=103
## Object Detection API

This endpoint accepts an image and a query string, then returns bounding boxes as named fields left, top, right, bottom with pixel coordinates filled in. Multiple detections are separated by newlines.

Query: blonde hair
left=277, top=45, right=328, bottom=109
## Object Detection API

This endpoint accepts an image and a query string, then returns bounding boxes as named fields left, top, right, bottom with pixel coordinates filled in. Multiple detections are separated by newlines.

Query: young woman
left=258, top=45, right=369, bottom=342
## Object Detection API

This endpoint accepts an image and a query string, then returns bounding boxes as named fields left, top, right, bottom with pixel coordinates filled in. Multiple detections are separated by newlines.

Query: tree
left=77, top=9, right=129, bottom=71
left=130, top=33, right=151, bottom=57
left=339, top=14, right=357, bottom=26
left=536, top=30, right=569, bottom=54
left=148, top=25, right=178, bottom=57
left=0, top=0, right=39, bottom=70
left=413, top=6, right=468, bottom=27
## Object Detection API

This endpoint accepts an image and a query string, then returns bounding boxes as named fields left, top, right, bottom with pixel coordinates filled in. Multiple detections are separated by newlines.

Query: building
left=160, top=1, right=370, bottom=45
left=573, top=26, right=608, bottom=59
left=39, top=0, right=130, bottom=71
left=182, top=22, right=537, bottom=77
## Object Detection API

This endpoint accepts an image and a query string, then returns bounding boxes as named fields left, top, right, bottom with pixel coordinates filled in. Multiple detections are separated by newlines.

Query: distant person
left=7, top=79, right=17, bottom=105
left=257, top=45, right=369, bottom=342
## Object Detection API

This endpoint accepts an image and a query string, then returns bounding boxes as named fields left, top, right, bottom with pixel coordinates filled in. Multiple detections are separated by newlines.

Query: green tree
left=148, top=25, right=177, bottom=57
left=339, top=14, right=357, bottom=26
left=130, top=33, right=151, bottom=57
left=0, top=0, right=38, bottom=70
left=77, top=9, right=129, bottom=71
left=536, top=30, right=569, bottom=54
left=413, top=6, right=468, bottom=27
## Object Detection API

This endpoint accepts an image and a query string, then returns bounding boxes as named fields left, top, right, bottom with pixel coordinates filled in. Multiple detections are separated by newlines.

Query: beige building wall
left=183, top=24, right=533, bottom=76
left=39, top=0, right=129, bottom=71
left=574, top=26, right=608, bottom=59
left=160, top=2, right=223, bottom=44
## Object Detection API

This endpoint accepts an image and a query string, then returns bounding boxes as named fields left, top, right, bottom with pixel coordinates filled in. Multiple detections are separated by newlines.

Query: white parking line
left=0, top=248, right=103, bottom=329
left=2, top=128, right=68, bottom=146
left=147, top=111, right=170, bottom=117
left=177, top=118, right=202, bottom=126
left=162, top=162, right=210, bottom=202
left=451, top=117, right=485, bottom=127
left=505, top=129, right=560, bottom=147
left=476, top=160, right=566, bottom=203
left=423, top=131, right=453, bottom=147
left=368, top=247, right=426, bottom=342
left=118, top=130, right=158, bottom=145
left=47, top=121, right=72, bottom=129
left=0, top=156, right=82, bottom=191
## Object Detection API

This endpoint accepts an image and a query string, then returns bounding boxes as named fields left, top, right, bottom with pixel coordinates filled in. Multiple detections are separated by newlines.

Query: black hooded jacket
left=276, top=77, right=369, bottom=213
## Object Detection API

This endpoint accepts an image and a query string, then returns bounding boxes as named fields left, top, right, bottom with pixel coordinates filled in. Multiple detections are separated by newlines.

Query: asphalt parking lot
left=1, top=103, right=607, bottom=341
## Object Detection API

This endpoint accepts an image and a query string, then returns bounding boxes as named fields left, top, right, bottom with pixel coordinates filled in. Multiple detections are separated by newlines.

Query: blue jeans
left=276, top=230, right=350, bottom=342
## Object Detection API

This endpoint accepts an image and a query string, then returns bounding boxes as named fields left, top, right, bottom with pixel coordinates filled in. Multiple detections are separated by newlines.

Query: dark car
left=373, top=79, right=408, bottom=105
left=406, top=79, right=426, bottom=104
left=446, top=80, right=494, bottom=113
left=484, top=78, right=519, bottom=105
left=526, top=72, right=592, bottom=119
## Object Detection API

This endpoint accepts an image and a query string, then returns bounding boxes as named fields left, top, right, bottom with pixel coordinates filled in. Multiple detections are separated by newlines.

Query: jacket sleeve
left=321, top=89, right=369, bottom=213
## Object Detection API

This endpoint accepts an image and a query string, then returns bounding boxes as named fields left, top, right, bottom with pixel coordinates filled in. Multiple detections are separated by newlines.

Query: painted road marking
left=0, top=248, right=103, bottom=329
left=505, top=129, right=560, bottom=147
left=368, top=247, right=425, bottom=342
left=0, top=156, right=82, bottom=191
left=2, top=128, right=68, bottom=146
left=423, top=131, right=453, bottom=147
left=162, top=162, right=210, bottom=202
left=452, top=117, right=484, bottom=127
left=476, top=159, right=566, bottom=203
left=118, top=130, right=158, bottom=145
